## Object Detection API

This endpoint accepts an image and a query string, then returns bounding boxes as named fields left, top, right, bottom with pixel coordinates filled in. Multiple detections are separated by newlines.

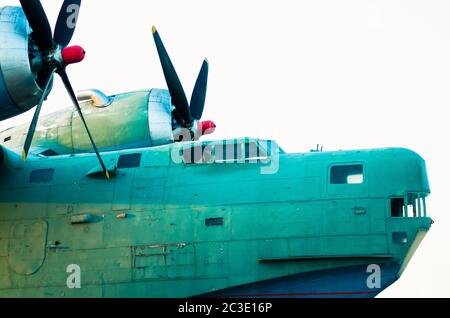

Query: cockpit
left=391, top=193, right=429, bottom=218
left=178, top=138, right=284, bottom=165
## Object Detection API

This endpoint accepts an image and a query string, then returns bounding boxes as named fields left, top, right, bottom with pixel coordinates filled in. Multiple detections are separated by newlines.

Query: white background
left=1, top=0, right=449, bottom=297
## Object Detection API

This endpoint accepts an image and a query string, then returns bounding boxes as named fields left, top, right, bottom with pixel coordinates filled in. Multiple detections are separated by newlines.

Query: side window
left=244, top=142, right=267, bottom=160
left=330, top=164, right=364, bottom=185
left=30, top=169, right=54, bottom=183
left=118, top=153, right=142, bottom=169
left=182, top=145, right=213, bottom=165
left=391, top=198, right=405, bottom=217
left=181, top=141, right=269, bottom=165
left=215, top=142, right=244, bottom=163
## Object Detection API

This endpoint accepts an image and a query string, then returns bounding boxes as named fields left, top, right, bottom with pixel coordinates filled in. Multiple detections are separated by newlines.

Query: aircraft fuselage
left=0, top=141, right=432, bottom=297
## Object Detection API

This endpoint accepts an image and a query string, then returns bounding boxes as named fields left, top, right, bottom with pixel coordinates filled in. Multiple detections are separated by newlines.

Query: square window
left=30, top=169, right=54, bottom=183
left=393, top=232, right=408, bottom=244
left=330, top=165, right=364, bottom=185
left=118, top=153, right=142, bottom=169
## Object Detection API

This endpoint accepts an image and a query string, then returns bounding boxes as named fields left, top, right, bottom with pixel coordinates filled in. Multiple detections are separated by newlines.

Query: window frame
left=181, top=144, right=215, bottom=165
left=329, top=163, right=365, bottom=185
left=214, top=140, right=245, bottom=164
left=180, top=139, right=272, bottom=166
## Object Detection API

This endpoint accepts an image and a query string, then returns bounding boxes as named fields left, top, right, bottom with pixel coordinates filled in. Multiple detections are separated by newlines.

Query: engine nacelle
left=0, top=7, right=52, bottom=121
left=0, top=86, right=217, bottom=156
left=0, top=89, right=175, bottom=155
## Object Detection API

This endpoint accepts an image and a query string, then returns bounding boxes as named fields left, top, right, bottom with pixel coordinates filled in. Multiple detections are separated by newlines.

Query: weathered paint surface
left=0, top=141, right=432, bottom=297
left=0, top=90, right=154, bottom=154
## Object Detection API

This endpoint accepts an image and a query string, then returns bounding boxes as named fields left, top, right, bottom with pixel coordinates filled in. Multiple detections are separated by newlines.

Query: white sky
left=1, top=0, right=449, bottom=297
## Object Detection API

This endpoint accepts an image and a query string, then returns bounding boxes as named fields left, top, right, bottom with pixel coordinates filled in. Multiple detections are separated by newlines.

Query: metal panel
left=8, top=220, right=48, bottom=275
left=132, top=177, right=165, bottom=211
left=147, top=89, right=174, bottom=146
left=132, top=243, right=195, bottom=280
left=112, top=171, right=134, bottom=211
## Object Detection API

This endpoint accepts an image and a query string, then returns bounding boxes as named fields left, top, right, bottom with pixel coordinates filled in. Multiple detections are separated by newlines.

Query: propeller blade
left=190, top=59, right=209, bottom=120
left=19, top=0, right=53, bottom=50
left=57, top=69, right=110, bottom=179
left=152, top=26, right=192, bottom=125
left=22, top=68, right=56, bottom=161
left=54, top=0, right=82, bottom=47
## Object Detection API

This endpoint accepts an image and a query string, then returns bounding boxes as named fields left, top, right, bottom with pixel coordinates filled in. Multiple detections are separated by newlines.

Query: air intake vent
left=77, top=89, right=112, bottom=107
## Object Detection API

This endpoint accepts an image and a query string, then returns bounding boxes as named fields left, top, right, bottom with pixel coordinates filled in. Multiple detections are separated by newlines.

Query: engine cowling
left=0, top=6, right=52, bottom=121
left=0, top=88, right=217, bottom=156
left=0, top=89, right=175, bottom=155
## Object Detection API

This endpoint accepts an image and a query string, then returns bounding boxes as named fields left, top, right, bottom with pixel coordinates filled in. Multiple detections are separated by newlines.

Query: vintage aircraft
left=0, top=1, right=432, bottom=298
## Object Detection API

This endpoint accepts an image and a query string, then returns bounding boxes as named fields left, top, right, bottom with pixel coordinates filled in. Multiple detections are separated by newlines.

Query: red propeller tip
left=62, top=45, right=86, bottom=65
left=200, top=121, right=217, bottom=136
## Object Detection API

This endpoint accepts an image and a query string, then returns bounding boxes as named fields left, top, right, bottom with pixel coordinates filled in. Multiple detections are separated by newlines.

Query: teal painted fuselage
left=0, top=140, right=432, bottom=297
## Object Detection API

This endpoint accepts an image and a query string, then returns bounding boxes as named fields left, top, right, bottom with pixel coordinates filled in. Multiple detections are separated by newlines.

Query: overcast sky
left=1, top=0, right=449, bottom=297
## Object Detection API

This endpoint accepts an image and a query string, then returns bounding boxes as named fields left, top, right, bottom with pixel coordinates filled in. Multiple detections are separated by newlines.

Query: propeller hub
left=199, top=121, right=217, bottom=136
left=62, top=45, right=86, bottom=65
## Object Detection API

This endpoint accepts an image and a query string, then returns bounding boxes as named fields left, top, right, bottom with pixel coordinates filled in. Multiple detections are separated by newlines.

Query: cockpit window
left=181, top=140, right=273, bottom=165
left=183, top=145, right=213, bottom=165
left=330, top=164, right=364, bottom=184
left=215, top=142, right=244, bottom=163
left=391, top=193, right=428, bottom=218
left=245, top=142, right=267, bottom=160
left=118, top=153, right=142, bottom=169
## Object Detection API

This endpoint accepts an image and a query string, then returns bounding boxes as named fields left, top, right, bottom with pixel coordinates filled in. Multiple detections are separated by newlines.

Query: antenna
left=310, top=144, right=324, bottom=153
